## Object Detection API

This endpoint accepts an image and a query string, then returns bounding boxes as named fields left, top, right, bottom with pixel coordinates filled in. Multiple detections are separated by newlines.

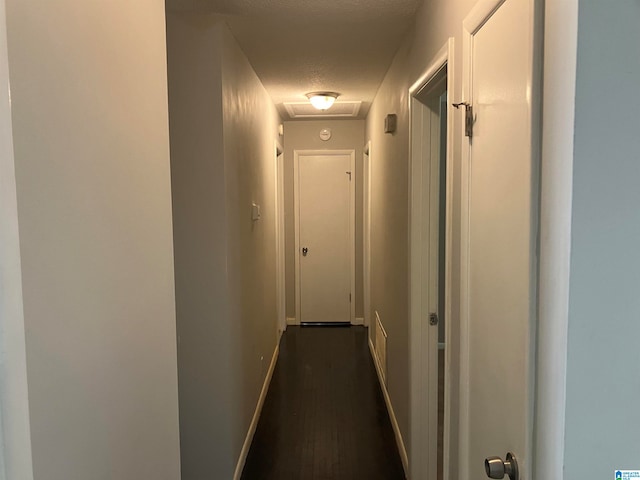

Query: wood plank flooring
left=241, top=326, right=406, bottom=480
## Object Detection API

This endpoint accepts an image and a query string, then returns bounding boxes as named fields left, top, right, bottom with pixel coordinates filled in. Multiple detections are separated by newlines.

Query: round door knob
left=484, top=452, right=518, bottom=480
left=485, top=457, right=505, bottom=478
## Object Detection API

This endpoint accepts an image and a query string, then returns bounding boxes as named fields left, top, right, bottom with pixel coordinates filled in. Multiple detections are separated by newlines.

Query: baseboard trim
left=353, top=317, right=365, bottom=326
left=368, top=337, right=409, bottom=478
left=233, top=343, right=279, bottom=480
left=286, top=317, right=299, bottom=326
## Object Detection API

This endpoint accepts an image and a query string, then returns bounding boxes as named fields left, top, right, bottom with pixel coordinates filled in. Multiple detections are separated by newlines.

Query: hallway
left=4, top=0, right=638, bottom=478
left=241, top=327, right=405, bottom=479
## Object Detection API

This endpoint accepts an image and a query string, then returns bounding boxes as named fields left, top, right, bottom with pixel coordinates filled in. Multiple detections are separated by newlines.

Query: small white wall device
left=251, top=203, right=261, bottom=221
left=319, top=128, right=332, bottom=141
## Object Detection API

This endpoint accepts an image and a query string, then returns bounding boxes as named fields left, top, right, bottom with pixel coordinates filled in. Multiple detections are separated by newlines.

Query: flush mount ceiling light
left=306, top=92, right=340, bottom=111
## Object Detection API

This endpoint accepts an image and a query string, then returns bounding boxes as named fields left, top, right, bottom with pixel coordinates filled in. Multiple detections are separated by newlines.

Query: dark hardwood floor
left=241, top=326, right=406, bottom=480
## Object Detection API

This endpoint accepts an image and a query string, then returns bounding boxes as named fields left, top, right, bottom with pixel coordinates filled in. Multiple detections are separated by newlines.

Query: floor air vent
left=375, top=311, right=387, bottom=385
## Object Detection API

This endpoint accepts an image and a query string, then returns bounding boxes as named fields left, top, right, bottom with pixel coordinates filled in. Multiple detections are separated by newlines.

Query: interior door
left=460, top=1, right=538, bottom=479
left=295, top=151, right=354, bottom=324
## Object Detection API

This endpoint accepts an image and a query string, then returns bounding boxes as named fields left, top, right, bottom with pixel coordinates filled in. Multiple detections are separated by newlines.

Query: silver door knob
left=302, top=247, right=308, bottom=256
left=485, top=452, right=518, bottom=480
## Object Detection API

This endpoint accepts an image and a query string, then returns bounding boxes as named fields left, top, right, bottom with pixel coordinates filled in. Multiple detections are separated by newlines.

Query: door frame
left=275, top=141, right=286, bottom=336
left=293, top=149, right=356, bottom=324
left=0, top=9, right=35, bottom=476
left=408, top=38, right=455, bottom=480
left=363, top=141, right=372, bottom=328
left=535, top=0, right=576, bottom=478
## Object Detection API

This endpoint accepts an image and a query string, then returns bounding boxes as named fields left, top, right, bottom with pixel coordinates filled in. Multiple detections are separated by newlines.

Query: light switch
left=251, top=203, right=261, bottom=221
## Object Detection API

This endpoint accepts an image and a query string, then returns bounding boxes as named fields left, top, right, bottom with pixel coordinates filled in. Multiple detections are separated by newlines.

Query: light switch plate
left=251, top=203, right=261, bottom=221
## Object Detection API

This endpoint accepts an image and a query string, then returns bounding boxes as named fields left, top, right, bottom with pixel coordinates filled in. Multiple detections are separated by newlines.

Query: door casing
left=408, top=38, right=455, bottom=480
left=275, top=141, right=286, bottom=336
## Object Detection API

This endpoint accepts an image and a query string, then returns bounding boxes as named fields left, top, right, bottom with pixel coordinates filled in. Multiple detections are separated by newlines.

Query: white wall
left=167, top=15, right=281, bottom=479
left=371, top=1, right=640, bottom=478
left=365, top=36, right=413, bottom=446
left=166, top=14, right=233, bottom=478
left=4, top=1, right=181, bottom=479
left=283, top=120, right=365, bottom=321
left=365, top=0, right=477, bottom=469
left=219, top=22, right=281, bottom=466
left=563, top=1, right=640, bottom=477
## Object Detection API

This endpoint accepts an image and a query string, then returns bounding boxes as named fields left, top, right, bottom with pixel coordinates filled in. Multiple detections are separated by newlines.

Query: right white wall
left=370, top=0, right=640, bottom=478
left=365, top=0, right=477, bottom=472
left=564, top=0, right=640, bottom=477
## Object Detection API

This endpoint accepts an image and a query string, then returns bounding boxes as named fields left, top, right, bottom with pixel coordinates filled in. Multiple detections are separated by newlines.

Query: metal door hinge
left=453, top=102, right=474, bottom=138
left=349, top=293, right=352, bottom=303
left=429, top=313, right=439, bottom=326
left=346, top=171, right=352, bottom=181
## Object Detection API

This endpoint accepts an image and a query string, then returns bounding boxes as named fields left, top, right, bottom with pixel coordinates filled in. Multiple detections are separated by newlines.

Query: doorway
left=409, top=40, right=454, bottom=480
left=294, top=150, right=356, bottom=325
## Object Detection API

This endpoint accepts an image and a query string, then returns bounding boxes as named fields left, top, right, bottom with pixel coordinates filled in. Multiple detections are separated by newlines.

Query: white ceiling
left=166, top=0, right=422, bottom=119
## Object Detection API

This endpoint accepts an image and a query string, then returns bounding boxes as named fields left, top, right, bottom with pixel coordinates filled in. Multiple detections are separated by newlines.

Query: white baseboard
left=233, top=343, right=279, bottom=480
left=353, top=317, right=365, bottom=326
left=286, top=317, right=298, bottom=326
left=368, top=337, right=409, bottom=478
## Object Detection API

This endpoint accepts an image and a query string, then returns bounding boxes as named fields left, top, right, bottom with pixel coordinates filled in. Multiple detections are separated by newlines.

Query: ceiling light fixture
left=306, top=92, right=340, bottom=111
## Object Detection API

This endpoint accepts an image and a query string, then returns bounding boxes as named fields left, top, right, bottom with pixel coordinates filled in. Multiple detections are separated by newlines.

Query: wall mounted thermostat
left=319, top=128, right=332, bottom=141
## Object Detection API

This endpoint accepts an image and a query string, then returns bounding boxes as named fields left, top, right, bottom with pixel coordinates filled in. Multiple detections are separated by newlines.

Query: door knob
left=302, top=247, right=308, bottom=256
left=484, top=452, right=518, bottom=480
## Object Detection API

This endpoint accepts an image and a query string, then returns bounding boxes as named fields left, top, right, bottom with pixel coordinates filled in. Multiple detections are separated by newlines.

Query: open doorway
left=409, top=39, right=454, bottom=480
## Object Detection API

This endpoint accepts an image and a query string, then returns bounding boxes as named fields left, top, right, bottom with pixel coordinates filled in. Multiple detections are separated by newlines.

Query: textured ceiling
left=166, top=0, right=422, bottom=119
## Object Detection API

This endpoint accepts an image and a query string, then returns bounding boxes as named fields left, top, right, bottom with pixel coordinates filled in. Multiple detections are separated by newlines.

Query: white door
left=295, top=150, right=355, bottom=324
left=460, top=1, right=538, bottom=479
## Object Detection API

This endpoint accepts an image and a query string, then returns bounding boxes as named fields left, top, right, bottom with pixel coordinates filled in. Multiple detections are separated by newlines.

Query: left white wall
left=5, top=1, right=181, bottom=478
left=219, top=24, right=282, bottom=465
left=167, top=15, right=281, bottom=479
